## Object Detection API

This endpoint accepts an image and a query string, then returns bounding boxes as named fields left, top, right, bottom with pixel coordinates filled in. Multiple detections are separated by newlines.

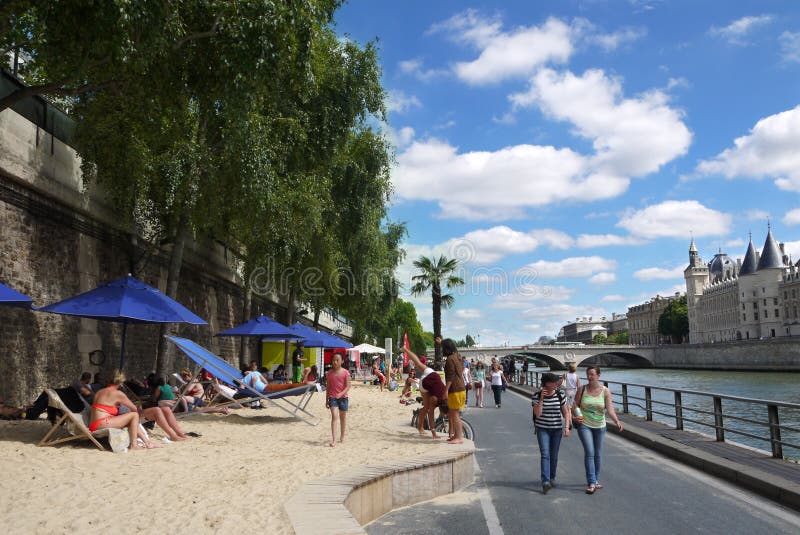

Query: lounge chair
left=166, top=336, right=320, bottom=426
left=37, top=389, right=130, bottom=452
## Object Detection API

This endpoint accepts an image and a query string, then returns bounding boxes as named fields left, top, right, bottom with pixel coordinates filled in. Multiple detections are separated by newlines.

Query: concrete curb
left=285, top=439, right=475, bottom=535
left=507, top=383, right=800, bottom=511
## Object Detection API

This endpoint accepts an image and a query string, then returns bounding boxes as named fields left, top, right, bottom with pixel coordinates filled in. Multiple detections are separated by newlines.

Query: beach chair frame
left=37, top=389, right=109, bottom=451
left=166, top=336, right=321, bottom=426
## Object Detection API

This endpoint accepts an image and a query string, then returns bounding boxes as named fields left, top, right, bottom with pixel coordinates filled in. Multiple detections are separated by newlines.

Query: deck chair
left=166, top=336, right=321, bottom=426
left=37, top=389, right=130, bottom=452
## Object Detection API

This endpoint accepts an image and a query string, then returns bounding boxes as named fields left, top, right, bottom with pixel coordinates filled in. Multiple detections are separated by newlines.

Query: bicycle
left=410, top=397, right=475, bottom=441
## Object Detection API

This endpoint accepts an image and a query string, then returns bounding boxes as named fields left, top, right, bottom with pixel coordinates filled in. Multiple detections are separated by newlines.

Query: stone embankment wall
left=653, top=339, right=800, bottom=371
left=0, top=106, right=288, bottom=405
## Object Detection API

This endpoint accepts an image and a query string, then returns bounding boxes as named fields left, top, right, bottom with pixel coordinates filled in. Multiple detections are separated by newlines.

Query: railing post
left=674, top=391, right=683, bottom=430
left=621, top=384, right=629, bottom=413
left=767, top=404, right=783, bottom=459
left=645, top=387, right=652, bottom=421
left=534, top=372, right=540, bottom=388
left=713, top=396, right=724, bottom=442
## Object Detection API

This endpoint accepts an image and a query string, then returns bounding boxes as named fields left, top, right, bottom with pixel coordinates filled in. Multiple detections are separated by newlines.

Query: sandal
left=586, top=485, right=596, bottom=494
left=595, top=483, right=603, bottom=489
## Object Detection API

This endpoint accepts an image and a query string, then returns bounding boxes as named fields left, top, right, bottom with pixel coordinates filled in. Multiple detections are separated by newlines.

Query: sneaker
left=543, top=481, right=552, bottom=494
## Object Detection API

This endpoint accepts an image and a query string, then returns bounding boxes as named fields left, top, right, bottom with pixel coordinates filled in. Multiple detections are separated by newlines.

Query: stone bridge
left=439, top=345, right=656, bottom=370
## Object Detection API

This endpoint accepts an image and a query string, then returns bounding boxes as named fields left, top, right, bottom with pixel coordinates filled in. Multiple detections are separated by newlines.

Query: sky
left=334, top=0, right=800, bottom=346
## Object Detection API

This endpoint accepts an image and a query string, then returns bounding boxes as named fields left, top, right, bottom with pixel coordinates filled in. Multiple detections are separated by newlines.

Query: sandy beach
left=0, top=383, right=447, bottom=534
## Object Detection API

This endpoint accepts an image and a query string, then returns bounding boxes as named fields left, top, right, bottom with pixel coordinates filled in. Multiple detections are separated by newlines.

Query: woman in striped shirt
left=532, top=372, right=571, bottom=494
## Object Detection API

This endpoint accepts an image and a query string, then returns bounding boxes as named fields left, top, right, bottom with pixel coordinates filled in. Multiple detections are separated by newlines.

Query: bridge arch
left=576, top=351, right=655, bottom=368
left=517, top=352, right=567, bottom=370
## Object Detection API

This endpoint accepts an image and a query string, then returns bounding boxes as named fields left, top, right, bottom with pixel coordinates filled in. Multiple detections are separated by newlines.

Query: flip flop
left=595, top=483, right=603, bottom=489
left=186, top=432, right=202, bottom=438
left=586, top=485, right=596, bottom=494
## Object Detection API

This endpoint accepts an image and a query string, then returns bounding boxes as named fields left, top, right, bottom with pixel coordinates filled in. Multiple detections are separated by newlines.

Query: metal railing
left=510, top=370, right=800, bottom=459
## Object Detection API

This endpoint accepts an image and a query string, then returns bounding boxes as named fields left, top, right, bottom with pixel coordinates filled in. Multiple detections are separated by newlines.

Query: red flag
left=403, top=333, right=410, bottom=367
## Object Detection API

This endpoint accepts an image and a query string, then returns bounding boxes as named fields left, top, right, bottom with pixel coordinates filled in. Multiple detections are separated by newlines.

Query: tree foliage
left=658, top=295, right=689, bottom=344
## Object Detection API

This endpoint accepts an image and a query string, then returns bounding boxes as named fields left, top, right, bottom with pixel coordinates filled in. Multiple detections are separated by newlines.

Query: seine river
left=533, top=367, right=800, bottom=459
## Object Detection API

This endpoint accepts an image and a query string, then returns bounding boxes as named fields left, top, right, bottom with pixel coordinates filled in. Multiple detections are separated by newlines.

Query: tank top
left=580, top=386, right=607, bottom=429
left=326, top=369, right=349, bottom=398
left=491, top=370, right=503, bottom=386
left=565, top=372, right=578, bottom=391
left=158, top=385, right=175, bottom=401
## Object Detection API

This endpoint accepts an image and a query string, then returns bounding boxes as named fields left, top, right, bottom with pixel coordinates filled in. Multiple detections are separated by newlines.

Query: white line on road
left=474, top=455, right=505, bottom=535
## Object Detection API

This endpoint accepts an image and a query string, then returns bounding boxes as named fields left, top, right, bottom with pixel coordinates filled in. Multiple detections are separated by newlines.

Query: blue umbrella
left=38, top=274, right=207, bottom=369
left=289, top=322, right=352, bottom=348
left=215, top=314, right=299, bottom=338
left=0, top=281, right=33, bottom=308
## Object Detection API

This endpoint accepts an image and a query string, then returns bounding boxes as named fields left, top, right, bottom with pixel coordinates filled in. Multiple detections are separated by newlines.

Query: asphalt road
left=367, top=388, right=800, bottom=535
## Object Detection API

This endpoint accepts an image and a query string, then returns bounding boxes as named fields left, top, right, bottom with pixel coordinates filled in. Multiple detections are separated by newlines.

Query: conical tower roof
left=756, top=227, right=783, bottom=270
left=739, top=236, right=758, bottom=275
left=689, top=238, right=697, bottom=253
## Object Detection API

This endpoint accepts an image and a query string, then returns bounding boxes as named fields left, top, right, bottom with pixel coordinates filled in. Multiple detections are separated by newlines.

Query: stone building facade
left=0, top=87, right=349, bottom=404
left=683, top=229, right=800, bottom=343
left=627, top=294, right=679, bottom=345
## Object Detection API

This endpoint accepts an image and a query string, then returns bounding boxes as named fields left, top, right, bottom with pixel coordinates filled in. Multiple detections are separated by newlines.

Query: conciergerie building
left=684, top=226, right=800, bottom=344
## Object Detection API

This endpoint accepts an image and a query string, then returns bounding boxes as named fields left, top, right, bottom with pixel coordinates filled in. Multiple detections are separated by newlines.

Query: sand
left=0, top=384, right=450, bottom=534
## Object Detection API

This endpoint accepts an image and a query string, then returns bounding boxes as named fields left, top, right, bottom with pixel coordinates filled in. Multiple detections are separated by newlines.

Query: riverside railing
left=509, top=370, right=800, bottom=459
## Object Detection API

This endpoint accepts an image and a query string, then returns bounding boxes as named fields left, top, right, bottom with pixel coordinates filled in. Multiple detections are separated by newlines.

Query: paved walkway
left=367, top=387, right=800, bottom=535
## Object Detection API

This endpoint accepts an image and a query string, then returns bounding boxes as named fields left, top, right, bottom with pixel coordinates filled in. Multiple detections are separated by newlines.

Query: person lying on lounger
left=242, top=362, right=271, bottom=394
left=302, top=365, right=318, bottom=384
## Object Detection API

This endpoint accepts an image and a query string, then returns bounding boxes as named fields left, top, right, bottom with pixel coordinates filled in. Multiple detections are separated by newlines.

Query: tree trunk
left=154, top=216, right=188, bottom=379
left=240, top=285, right=252, bottom=368
left=284, top=285, right=297, bottom=369
left=312, top=306, right=321, bottom=330
left=433, top=284, right=442, bottom=368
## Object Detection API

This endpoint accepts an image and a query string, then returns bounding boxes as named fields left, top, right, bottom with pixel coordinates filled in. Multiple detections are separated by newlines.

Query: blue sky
left=335, top=0, right=800, bottom=345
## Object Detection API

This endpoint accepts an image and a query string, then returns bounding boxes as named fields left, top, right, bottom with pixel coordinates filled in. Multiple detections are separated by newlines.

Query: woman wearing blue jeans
left=573, top=366, right=623, bottom=494
left=531, top=373, right=571, bottom=494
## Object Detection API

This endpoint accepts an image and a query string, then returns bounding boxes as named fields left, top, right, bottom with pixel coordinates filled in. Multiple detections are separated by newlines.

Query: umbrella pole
left=119, top=323, right=128, bottom=370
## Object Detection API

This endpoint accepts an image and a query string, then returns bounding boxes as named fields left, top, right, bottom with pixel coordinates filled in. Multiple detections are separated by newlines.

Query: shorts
left=447, top=390, right=466, bottom=410
left=421, top=373, right=446, bottom=400
left=473, top=381, right=483, bottom=389
left=328, top=397, right=349, bottom=411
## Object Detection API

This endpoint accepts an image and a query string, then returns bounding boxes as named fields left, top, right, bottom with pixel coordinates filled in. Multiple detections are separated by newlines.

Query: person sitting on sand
left=372, top=359, right=386, bottom=392
left=272, top=364, right=287, bottom=383
left=400, top=368, right=417, bottom=399
left=325, top=352, right=350, bottom=447
left=178, top=368, right=205, bottom=409
left=152, top=377, right=188, bottom=412
left=401, top=346, right=446, bottom=440
left=302, top=365, right=318, bottom=384
left=91, top=370, right=158, bottom=450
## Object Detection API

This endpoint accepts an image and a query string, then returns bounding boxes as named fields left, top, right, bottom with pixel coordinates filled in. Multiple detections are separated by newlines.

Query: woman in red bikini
left=90, top=370, right=154, bottom=449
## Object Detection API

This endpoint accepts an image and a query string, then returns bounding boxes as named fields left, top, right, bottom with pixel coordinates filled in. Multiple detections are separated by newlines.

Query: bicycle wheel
left=461, top=418, right=475, bottom=441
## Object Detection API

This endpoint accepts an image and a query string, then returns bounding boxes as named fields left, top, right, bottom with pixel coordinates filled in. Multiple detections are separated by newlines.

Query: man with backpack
left=531, top=372, right=572, bottom=494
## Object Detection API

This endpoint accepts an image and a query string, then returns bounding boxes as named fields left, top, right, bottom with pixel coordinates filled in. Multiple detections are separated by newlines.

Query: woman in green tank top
left=573, top=366, right=623, bottom=494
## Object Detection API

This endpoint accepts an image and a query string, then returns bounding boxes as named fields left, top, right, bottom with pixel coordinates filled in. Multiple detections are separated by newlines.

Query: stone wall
left=653, top=338, right=800, bottom=371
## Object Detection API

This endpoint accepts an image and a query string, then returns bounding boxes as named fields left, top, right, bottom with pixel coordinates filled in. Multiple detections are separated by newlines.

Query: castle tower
left=684, top=238, right=709, bottom=343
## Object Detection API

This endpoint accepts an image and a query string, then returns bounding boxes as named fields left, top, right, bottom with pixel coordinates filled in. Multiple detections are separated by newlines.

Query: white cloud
left=448, top=226, right=540, bottom=264
left=517, top=256, right=617, bottom=279
left=492, top=112, right=517, bottom=125
left=782, top=240, right=800, bottom=260
left=453, top=308, right=483, bottom=319
left=433, top=120, right=456, bottom=130
left=391, top=126, right=415, bottom=148
left=492, top=284, right=575, bottom=309
left=398, top=58, right=448, bottom=82
left=709, top=15, right=773, bottom=45
left=633, top=265, right=686, bottom=281
left=601, top=294, right=626, bottom=302
left=518, top=303, right=608, bottom=321
left=431, top=12, right=574, bottom=85
left=575, top=233, right=645, bottom=248
left=746, top=209, right=770, bottom=221
left=724, top=238, right=746, bottom=249
left=696, top=106, right=800, bottom=191
left=784, top=209, right=800, bottom=226
left=532, top=229, right=574, bottom=250
left=511, top=68, right=692, bottom=179
left=780, top=32, right=800, bottom=63
left=589, top=272, right=616, bottom=284
left=387, top=90, right=422, bottom=114
left=395, top=67, right=690, bottom=219
left=617, top=200, right=731, bottom=238
left=666, top=77, right=690, bottom=90
left=589, top=27, right=646, bottom=51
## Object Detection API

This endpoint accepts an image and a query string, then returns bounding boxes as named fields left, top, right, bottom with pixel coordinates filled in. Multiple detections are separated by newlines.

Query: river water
left=532, top=367, right=800, bottom=459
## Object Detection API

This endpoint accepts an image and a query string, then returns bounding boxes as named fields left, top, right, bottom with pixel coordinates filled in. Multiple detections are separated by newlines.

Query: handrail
left=509, top=369, right=800, bottom=459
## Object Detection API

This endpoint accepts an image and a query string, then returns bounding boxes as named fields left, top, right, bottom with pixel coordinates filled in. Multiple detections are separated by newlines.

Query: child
left=325, top=352, right=351, bottom=447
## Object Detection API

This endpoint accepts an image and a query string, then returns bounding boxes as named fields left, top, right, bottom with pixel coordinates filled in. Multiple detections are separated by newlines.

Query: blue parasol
left=0, top=281, right=33, bottom=308
left=215, top=314, right=299, bottom=339
left=37, top=274, right=207, bottom=369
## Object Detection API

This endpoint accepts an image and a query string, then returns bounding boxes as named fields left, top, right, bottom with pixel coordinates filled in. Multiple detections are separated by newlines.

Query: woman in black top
left=532, top=372, right=571, bottom=494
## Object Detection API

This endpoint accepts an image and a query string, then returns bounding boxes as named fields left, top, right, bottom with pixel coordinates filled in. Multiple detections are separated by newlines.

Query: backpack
left=531, top=389, right=565, bottom=425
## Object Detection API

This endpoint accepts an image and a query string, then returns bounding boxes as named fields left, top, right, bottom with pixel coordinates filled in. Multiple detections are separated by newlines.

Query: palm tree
left=410, top=255, right=465, bottom=366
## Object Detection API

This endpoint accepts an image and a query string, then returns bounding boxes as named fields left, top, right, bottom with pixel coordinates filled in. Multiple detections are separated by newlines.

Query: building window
left=794, top=306, right=798, bottom=319
left=771, top=329, right=776, bottom=337
left=775, top=308, right=780, bottom=318
left=762, top=287, right=766, bottom=294
left=774, top=298, right=778, bottom=305
left=785, top=291, right=788, bottom=299
left=753, top=302, right=757, bottom=309
left=741, top=303, right=746, bottom=311
left=755, top=312, right=759, bottom=320
left=742, top=313, right=746, bottom=321
left=763, top=299, right=767, bottom=306
left=793, top=289, right=797, bottom=298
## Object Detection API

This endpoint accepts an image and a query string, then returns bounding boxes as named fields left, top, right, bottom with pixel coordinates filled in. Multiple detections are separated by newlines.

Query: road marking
left=474, top=455, right=505, bottom=535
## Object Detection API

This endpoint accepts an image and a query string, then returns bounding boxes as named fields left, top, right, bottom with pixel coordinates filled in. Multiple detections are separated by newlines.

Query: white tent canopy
left=348, top=343, right=386, bottom=354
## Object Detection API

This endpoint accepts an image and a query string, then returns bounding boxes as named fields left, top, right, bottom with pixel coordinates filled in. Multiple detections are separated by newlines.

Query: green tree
left=593, top=333, right=608, bottom=345
left=410, top=255, right=464, bottom=367
left=658, top=295, right=689, bottom=344
left=465, top=334, right=476, bottom=347
left=607, top=332, right=629, bottom=344
left=422, top=331, right=435, bottom=349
